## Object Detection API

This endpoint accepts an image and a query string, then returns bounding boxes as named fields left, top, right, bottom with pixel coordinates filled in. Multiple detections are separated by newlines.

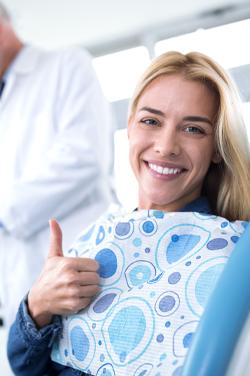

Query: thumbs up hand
left=28, top=219, right=100, bottom=328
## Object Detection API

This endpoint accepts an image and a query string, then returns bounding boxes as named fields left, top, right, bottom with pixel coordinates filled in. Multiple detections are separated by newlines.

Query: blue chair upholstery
left=182, top=223, right=250, bottom=376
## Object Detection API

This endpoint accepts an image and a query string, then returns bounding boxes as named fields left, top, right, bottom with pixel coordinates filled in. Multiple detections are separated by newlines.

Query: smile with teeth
left=148, top=163, right=182, bottom=175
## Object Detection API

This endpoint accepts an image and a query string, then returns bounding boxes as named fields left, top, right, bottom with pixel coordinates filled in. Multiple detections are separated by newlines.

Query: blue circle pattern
left=53, top=212, right=247, bottom=376
left=125, top=261, right=156, bottom=288
left=231, top=235, right=239, bottom=243
left=156, top=334, right=164, bottom=343
left=167, top=234, right=201, bottom=264
left=168, top=272, right=181, bottom=284
left=108, top=305, right=146, bottom=362
left=142, top=221, right=155, bottom=233
left=116, top=222, right=131, bottom=236
left=129, top=265, right=152, bottom=286
left=195, top=264, right=224, bottom=307
left=153, top=210, right=165, bottom=219
left=221, top=221, right=228, bottom=228
left=95, top=249, right=117, bottom=278
left=70, top=326, right=89, bottom=361
left=207, top=238, right=228, bottom=250
left=93, top=293, right=117, bottom=314
left=115, top=221, right=134, bottom=239
left=140, top=219, right=157, bottom=236
left=159, top=296, right=175, bottom=312
left=183, top=332, right=193, bottom=348
left=102, top=298, right=155, bottom=366
left=133, top=238, right=142, bottom=247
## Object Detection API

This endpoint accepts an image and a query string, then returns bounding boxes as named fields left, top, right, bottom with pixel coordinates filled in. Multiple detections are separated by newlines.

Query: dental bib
left=51, top=209, right=246, bottom=376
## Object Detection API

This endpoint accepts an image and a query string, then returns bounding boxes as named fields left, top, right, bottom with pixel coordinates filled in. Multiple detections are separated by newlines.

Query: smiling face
left=128, top=73, right=219, bottom=211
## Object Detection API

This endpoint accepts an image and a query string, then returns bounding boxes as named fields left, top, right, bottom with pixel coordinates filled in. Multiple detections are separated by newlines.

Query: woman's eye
left=140, top=118, right=159, bottom=127
left=184, top=125, right=205, bottom=134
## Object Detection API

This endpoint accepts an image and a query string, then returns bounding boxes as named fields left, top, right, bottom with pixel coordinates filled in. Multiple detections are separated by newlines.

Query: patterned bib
left=51, top=209, right=247, bottom=376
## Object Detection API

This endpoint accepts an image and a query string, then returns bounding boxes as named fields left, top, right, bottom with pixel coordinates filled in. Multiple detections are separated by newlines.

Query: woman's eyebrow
left=139, top=106, right=165, bottom=116
left=183, top=116, right=213, bottom=126
left=139, top=108, right=213, bottom=127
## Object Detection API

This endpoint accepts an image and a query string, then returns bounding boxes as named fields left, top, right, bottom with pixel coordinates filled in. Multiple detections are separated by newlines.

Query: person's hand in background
left=28, top=219, right=100, bottom=328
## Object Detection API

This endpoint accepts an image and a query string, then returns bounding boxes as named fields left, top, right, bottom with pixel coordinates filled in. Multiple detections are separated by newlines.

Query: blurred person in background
left=0, top=1, right=116, bottom=327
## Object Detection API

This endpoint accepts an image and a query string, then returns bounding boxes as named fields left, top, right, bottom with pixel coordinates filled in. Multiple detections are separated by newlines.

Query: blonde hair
left=129, top=51, right=250, bottom=221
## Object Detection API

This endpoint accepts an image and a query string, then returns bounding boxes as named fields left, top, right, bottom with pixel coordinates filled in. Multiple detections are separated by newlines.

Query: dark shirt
left=0, top=79, right=5, bottom=98
left=7, top=197, right=212, bottom=376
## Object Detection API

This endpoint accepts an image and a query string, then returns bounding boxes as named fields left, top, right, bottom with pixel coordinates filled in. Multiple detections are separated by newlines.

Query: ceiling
left=3, top=0, right=250, bottom=55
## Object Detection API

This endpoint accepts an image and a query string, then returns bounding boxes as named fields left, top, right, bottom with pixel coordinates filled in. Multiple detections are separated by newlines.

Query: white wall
left=3, top=0, right=247, bottom=49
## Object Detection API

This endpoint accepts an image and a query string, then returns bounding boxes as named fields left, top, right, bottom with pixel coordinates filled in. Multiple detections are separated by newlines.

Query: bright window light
left=114, top=129, right=138, bottom=210
left=155, top=19, right=250, bottom=69
left=242, top=102, right=250, bottom=143
left=93, top=47, right=150, bottom=102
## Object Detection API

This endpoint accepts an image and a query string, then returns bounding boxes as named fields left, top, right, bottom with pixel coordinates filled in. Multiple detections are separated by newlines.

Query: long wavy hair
left=128, top=51, right=250, bottom=221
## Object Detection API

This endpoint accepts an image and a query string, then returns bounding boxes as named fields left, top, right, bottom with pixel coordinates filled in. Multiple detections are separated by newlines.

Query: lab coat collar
left=8, top=45, right=41, bottom=75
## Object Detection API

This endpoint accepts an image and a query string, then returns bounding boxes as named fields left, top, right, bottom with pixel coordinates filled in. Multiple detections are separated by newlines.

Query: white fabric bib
left=51, top=209, right=247, bottom=376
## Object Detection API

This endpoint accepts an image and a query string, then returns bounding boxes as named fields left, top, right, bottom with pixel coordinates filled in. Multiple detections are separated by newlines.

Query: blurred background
left=1, top=0, right=250, bottom=374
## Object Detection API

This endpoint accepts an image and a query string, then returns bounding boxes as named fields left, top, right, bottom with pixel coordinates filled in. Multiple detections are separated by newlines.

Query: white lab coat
left=0, top=45, right=116, bottom=325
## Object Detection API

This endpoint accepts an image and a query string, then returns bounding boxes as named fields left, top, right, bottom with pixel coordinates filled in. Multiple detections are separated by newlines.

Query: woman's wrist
left=27, top=291, right=53, bottom=328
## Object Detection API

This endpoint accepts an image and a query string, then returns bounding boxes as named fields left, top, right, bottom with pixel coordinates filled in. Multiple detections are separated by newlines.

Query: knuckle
left=81, top=257, right=99, bottom=271
left=67, top=299, right=80, bottom=312
left=60, top=259, right=71, bottom=272
left=68, top=285, right=80, bottom=297
left=82, top=284, right=100, bottom=297
left=64, top=271, right=78, bottom=286
left=82, top=272, right=100, bottom=285
left=91, top=272, right=100, bottom=284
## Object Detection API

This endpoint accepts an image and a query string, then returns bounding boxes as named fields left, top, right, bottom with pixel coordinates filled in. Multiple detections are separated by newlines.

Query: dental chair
left=182, top=223, right=250, bottom=376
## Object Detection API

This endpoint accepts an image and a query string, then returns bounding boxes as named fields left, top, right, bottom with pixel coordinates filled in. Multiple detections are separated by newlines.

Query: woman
left=7, top=51, right=250, bottom=376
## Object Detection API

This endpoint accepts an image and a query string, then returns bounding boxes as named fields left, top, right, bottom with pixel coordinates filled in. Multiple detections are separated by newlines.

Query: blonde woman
left=8, top=52, right=250, bottom=376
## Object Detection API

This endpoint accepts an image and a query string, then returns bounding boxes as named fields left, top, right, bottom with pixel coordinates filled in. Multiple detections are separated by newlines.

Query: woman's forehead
left=136, top=74, right=218, bottom=118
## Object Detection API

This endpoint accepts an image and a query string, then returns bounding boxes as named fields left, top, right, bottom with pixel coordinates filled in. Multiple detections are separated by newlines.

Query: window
left=155, top=19, right=250, bottom=69
left=114, top=129, right=138, bottom=210
left=93, top=47, right=150, bottom=102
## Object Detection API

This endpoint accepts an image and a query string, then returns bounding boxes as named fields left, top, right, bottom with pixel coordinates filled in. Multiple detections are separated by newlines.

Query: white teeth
left=148, top=163, right=181, bottom=175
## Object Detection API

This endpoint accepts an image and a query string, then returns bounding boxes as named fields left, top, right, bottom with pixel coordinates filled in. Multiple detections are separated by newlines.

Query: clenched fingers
left=64, top=297, right=92, bottom=314
left=78, top=271, right=100, bottom=285
left=66, top=257, right=99, bottom=272
left=78, top=284, right=100, bottom=297
left=63, top=279, right=100, bottom=299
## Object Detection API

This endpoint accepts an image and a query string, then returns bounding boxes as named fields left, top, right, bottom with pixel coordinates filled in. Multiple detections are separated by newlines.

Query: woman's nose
left=153, top=127, right=181, bottom=157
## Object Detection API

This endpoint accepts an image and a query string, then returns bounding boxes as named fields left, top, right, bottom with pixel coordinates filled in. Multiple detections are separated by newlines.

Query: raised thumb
left=48, top=219, right=63, bottom=257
